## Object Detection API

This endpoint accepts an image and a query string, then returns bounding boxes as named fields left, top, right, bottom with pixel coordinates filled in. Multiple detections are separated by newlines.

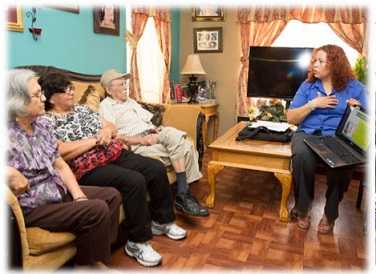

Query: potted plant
left=353, top=56, right=367, bottom=84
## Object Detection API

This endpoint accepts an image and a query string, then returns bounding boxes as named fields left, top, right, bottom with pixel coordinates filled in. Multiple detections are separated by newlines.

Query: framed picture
left=49, top=5, right=80, bottom=13
left=93, top=6, right=120, bottom=36
left=193, top=27, right=223, bottom=53
left=192, top=7, right=224, bottom=21
left=7, top=7, right=24, bottom=32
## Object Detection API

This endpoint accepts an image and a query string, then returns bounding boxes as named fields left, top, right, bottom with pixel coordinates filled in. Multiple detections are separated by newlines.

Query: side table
left=199, top=103, right=219, bottom=147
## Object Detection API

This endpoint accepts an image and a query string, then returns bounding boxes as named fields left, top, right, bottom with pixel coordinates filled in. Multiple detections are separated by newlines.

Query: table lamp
left=181, top=54, right=206, bottom=103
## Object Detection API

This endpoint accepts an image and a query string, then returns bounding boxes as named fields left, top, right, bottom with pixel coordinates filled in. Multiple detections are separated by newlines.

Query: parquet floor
left=110, top=149, right=367, bottom=271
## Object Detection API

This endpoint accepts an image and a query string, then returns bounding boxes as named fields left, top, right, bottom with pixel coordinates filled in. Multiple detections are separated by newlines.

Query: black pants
left=79, top=149, right=175, bottom=243
left=24, top=186, right=121, bottom=266
left=291, top=132, right=353, bottom=222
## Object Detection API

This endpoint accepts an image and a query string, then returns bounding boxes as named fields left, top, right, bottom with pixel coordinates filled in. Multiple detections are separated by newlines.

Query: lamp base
left=187, top=75, right=199, bottom=104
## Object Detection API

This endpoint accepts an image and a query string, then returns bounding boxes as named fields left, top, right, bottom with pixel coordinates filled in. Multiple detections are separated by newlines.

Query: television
left=247, top=46, right=313, bottom=100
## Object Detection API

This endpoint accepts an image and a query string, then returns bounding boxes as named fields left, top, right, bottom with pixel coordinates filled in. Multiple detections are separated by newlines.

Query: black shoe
left=289, top=206, right=299, bottom=221
left=175, top=192, right=209, bottom=217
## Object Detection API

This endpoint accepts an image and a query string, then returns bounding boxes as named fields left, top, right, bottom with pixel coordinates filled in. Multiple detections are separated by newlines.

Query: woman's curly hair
left=307, top=44, right=355, bottom=91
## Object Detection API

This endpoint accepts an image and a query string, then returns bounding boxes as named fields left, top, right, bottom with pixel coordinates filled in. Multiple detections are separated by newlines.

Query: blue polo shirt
left=289, top=79, right=367, bottom=136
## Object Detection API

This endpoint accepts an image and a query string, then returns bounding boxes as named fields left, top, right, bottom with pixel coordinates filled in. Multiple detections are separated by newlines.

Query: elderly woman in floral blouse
left=38, top=71, right=186, bottom=267
left=7, top=69, right=122, bottom=268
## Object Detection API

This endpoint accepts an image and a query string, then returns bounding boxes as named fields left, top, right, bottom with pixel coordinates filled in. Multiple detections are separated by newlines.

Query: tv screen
left=247, top=46, right=313, bottom=100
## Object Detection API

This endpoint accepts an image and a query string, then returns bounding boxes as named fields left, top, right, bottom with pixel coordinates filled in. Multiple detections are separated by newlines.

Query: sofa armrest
left=9, top=204, right=23, bottom=268
left=6, top=186, right=30, bottom=263
left=162, top=104, right=204, bottom=168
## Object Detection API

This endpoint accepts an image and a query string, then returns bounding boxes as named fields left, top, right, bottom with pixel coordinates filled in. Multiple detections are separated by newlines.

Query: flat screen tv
left=247, top=46, right=313, bottom=100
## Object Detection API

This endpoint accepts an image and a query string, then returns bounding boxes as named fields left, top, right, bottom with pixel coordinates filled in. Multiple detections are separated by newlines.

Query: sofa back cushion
left=72, top=81, right=105, bottom=112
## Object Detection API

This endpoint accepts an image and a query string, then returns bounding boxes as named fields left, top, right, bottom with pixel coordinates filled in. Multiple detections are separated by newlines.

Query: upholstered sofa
left=9, top=65, right=205, bottom=269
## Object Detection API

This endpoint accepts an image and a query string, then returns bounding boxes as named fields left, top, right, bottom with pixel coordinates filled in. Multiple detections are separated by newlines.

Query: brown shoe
left=318, top=216, right=334, bottom=234
left=297, top=215, right=311, bottom=230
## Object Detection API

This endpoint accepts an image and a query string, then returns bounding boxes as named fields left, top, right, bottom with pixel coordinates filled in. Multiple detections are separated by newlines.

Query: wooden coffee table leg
left=206, top=161, right=224, bottom=208
left=274, top=172, right=292, bottom=222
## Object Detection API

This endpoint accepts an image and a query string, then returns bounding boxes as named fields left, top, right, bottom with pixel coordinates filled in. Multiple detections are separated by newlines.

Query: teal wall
left=8, top=7, right=180, bottom=78
left=8, top=7, right=127, bottom=74
left=170, top=9, right=180, bottom=82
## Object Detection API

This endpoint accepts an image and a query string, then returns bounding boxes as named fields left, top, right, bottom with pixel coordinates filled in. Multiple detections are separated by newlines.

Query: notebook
left=304, top=105, right=368, bottom=168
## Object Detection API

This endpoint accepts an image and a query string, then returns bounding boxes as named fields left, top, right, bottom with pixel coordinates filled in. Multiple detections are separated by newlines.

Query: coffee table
left=206, top=122, right=292, bottom=222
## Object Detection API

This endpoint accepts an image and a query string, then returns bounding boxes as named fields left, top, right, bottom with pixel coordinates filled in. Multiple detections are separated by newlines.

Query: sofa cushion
left=72, top=81, right=104, bottom=112
left=24, top=244, right=77, bottom=270
left=27, top=227, right=76, bottom=255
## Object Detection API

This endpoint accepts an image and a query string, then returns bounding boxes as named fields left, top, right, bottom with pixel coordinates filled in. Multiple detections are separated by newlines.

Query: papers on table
left=248, top=120, right=293, bottom=132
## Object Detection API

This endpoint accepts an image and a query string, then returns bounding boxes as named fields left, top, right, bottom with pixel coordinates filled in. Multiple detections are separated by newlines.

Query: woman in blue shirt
left=287, top=44, right=367, bottom=234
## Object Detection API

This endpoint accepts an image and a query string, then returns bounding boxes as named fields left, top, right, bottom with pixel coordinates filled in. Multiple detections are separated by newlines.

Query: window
left=272, top=20, right=360, bottom=66
left=126, top=11, right=165, bottom=103
left=137, top=17, right=165, bottom=103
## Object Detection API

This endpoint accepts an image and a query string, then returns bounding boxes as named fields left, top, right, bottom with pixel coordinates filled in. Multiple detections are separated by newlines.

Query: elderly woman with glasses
left=38, top=72, right=186, bottom=267
left=7, top=69, right=122, bottom=268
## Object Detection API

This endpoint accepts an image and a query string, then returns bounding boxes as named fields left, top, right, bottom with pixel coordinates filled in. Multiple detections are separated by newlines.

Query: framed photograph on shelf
left=193, top=27, right=223, bottom=53
left=192, top=7, right=224, bottom=21
left=93, top=6, right=120, bottom=36
left=7, top=7, right=23, bottom=32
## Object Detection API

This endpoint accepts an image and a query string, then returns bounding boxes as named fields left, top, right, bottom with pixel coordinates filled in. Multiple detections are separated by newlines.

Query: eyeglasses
left=30, top=90, right=45, bottom=100
left=110, top=81, right=129, bottom=90
left=63, top=86, right=75, bottom=94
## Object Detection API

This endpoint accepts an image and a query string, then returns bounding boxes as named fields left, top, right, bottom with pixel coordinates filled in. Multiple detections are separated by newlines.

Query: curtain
left=153, top=9, right=171, bottom=103
left=237, top=6, right=365, bottom=24
left=237, top=6, right=367, bottom=116
left=127, top=8, right=171, bottom=103
left=238, top=20, right=287, bottom=116
left=126, top=10, right=149, bottom=101
left=328, top=23, right=366, bottom=56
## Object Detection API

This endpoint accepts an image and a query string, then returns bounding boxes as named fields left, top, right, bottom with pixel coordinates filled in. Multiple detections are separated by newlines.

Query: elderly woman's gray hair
left=8, top=69, right=37, bottom=119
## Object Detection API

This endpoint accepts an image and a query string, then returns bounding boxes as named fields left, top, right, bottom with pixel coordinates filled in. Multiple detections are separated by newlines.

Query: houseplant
left=353, top=56, right=367, bottom=84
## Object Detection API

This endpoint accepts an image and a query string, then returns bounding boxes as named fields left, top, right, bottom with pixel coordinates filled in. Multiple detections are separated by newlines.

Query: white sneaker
left=151, top=221, right=187, bottom=240
left=124, top=241, right=162, bottom=267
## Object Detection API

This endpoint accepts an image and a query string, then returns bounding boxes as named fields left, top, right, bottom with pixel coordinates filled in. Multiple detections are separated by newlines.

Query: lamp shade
left=181, top=54, right=206, bottom=75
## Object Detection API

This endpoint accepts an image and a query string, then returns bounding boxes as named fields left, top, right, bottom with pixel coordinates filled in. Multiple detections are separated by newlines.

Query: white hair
left=8, top=69, right=36, bottom=119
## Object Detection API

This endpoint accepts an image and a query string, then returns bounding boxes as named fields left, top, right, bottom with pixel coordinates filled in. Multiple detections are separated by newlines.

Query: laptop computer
left=304, top=105, right=368, bottom=168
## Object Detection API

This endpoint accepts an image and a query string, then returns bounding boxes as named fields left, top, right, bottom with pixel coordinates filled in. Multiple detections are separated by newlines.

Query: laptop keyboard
left=321, top=137, right=359, bottom=163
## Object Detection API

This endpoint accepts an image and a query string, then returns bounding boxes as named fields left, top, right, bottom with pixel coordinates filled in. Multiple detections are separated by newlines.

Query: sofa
left=9, top=65, right=205, bottom=269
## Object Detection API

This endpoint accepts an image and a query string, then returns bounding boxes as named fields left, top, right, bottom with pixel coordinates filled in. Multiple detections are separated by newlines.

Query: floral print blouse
left=45, top=104, right=102, bottom=141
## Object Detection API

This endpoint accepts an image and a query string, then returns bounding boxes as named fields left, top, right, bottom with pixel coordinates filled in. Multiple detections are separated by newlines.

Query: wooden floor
left=110, top=149, right=367, bottom=271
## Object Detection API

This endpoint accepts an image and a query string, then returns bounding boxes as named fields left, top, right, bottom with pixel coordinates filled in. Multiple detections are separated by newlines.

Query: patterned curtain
left=238, top=6, right=365, bottom=24
left=153, top=9, right=171, bottom=103
left=237, top=6, right=367, bottom=116
left=238, top=20, right=287, bottom=116
left=126, top=9, right=149, bottom=101
left=328, top=23, right=366, bottom=55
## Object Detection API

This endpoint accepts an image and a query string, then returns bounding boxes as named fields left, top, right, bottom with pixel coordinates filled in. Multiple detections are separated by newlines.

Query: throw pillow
left=138, top=101, right=166, bottom=127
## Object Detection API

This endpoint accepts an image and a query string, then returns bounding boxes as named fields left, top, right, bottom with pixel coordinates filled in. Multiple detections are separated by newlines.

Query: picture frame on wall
left=193, top=27, right=223, bottom=53
left=93, top=6, right=120, bottom=36
left=192, top=7, right=224, bottom=21
left=7, top=7, right=24, bottom=32
left=49, top=5, right=80, bottom=13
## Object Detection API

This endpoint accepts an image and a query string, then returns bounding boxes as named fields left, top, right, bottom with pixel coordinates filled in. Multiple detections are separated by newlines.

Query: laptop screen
left=338, top=107, right=368, bottom=152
